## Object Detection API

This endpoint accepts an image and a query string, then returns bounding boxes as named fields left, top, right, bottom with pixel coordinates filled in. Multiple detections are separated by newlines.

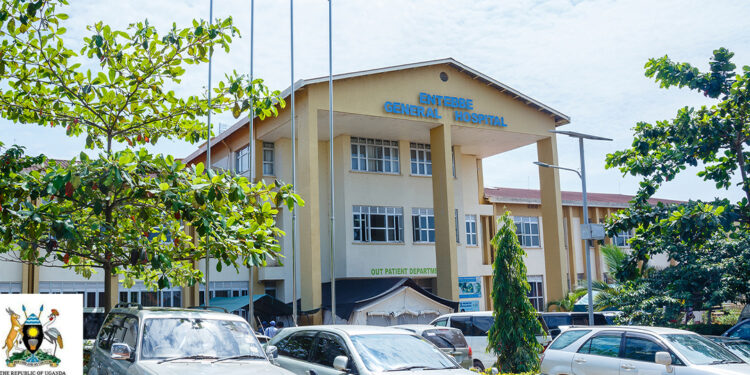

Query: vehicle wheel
left=472, top=360, right=484, bottom=371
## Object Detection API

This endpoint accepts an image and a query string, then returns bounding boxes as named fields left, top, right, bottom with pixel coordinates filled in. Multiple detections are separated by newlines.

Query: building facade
left=6, top=59, right=674, bottom=318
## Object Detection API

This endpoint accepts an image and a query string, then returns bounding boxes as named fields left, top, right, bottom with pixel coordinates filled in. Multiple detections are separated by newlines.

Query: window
left=410, top=142, right=431, bottom=176
left=465, top=215, right=477, bottom=246
left=111, top=316, right=139, bottom=350
left=412, top=208, right=435, bottom=243
left=623, top=335, right=665, bottom=363
left=353, top=206, right=403, bottom=243
left=97, top=314, right=118, bottom=351
left=729, top=320, right=750, bottom=339
left=527, top=276, right=544, bottom=311
left=433, top=318, right=447, bottom=327
left=448, top=316, right=472, bottom=336
left=235, top=145, right=250, bottom=175
left=613, top=230, right=633, bottom=247
left=277, top=331, right=317, bottom=360
left=263, top=142, right=274, bottom=176
left=513, top=216, right=540, bottom=247
left=578, top=333, right=622, bottom=357
left=351, top=137, right=399, bottom=173
left=311, top=333, right=349, bottom=368
left=472, top=316, right=493, bottom=337
left=549, top=330, right=591, bottom=350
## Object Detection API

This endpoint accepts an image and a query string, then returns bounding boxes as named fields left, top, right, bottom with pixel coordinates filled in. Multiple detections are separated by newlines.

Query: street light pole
left=534, top=130, right=611, bottom=326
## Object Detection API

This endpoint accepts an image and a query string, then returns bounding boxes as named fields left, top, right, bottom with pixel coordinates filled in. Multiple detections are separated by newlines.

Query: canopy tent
left=202, top=294, right=293, bottom=324
left=321, top=278, right=457, bottom=325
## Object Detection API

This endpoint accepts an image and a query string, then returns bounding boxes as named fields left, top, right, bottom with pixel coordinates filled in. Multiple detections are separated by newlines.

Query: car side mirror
left=266, top=345, right=279, bottom=359
left=655, top=351, right=673, bottom=372
left=333, top=355, right=349, bottom=371
left=490, top=368, right=499, bottom=375
left=110, top=343, right=132, bottom=360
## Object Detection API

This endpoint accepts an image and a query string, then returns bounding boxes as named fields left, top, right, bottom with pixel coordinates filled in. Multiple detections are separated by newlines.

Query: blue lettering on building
left=384, top=92, right=507, bottom=127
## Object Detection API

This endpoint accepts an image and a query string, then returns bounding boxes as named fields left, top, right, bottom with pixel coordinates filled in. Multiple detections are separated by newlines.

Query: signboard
left=581, top=223, right=606, bottom=240
left=0, top=294, right=82, bottom=374
left=458, top=276, right=481, bottom=298
left=369, top=267, right=436, bottom=276
left=459, top=300, right=479, bottom=312
left=384, top=92, right=508, bottom=127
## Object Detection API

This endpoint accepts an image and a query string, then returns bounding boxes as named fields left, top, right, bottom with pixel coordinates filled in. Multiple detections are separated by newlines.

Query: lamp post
left=534, top=130, right=612, bottom=325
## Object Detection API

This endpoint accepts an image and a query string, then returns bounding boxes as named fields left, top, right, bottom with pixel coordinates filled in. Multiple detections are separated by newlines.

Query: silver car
left=267, top=325, right=473, bottom=375
left=541, top=326, right=750, bottom=375
left=392, top=324, right=472, bottom=369
left=88, top=303, right=294, bottom=375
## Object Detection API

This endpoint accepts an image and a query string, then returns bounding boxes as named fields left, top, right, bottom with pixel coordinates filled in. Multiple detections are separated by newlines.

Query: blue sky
left=2, top=0, right=749, bottom=202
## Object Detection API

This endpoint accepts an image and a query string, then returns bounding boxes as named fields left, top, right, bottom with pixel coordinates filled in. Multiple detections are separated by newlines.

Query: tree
left=605, top=48, right=750, bottom=316
left=546, top=288, right=587, bottom=312
left=487, top=212, right=543, bottom=373
left=0, top=0, right=298, bottom=310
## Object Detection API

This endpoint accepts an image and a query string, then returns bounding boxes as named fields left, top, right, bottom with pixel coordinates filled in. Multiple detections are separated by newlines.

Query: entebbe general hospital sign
left=384, top=92, right=508, bottom=127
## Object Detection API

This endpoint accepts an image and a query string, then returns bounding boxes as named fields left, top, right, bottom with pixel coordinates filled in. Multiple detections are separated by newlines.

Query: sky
left=2, top=0, right=749, bottom=202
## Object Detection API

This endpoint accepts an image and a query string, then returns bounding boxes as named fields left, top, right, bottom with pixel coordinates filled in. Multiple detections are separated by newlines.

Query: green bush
left=677, top=324, right=734, bottom=336
left=471, top=368, right=535, bottom=375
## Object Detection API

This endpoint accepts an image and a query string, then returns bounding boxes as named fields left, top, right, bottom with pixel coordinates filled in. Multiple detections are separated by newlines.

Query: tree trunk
left=103, top=262, right=114, bottom=313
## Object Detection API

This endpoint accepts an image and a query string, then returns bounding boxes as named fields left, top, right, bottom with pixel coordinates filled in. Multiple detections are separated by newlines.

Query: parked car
left=706, top=336, right=750, bottom=363
left=540, top=326, right=750, bottom=375
left=88, top=303, right=292, bottom=375
left=393, top=324, right=472, bottom=369
left=429, top=311, right=549, bottom=370
left=724, top=318, right=750, bottom=341
left=539, top=312, right=609, bottom=339
left=84, top=307, right=107, bottom=372
left=268, top=325, right=472, bottom=375
left=740, top=305, right=750, bottom=323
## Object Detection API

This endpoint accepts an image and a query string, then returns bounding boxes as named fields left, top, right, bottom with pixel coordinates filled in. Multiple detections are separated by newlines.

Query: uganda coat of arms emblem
left=4, top=305, right=63, bottom=367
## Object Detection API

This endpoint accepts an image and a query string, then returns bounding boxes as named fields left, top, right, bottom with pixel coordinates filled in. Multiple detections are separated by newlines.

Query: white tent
left=347, top=286, right=453, bottom=326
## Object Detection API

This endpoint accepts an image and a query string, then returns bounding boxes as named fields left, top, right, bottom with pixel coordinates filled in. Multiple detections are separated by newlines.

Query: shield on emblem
left=22, top=314, right=44, bottom=354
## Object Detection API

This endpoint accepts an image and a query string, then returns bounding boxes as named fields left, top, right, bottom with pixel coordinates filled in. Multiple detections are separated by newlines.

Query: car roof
left=563, top=325, right=695, bottom=335
left=438, top=311, right=494, bottom=317
left=109, top=306, right=247, bottom=322
left=392, top=324, right=461, bottom=333
left=279, top=325, right=417, bottom=336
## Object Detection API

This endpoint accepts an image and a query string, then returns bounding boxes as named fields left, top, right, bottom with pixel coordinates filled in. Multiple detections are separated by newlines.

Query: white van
left=430, top=311, right=549, bottom=370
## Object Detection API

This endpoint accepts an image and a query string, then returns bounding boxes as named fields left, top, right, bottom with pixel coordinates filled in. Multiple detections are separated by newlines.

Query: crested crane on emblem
left=3, top=305, right=62, bottom=368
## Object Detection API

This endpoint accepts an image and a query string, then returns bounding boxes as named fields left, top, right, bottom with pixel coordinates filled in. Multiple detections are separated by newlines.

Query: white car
left=540, top=326, right=750, bottom=375
left=267, top=325, right=473, bottom=375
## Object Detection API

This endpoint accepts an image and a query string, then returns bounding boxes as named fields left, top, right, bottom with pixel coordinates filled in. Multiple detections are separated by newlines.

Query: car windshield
left=723, top=341, right=750, bottom=362
left=663, top=334, right=743, bottom=365
left=350, top=334, right=459, bottom=372
left=140, top=318, right=265, bottom=361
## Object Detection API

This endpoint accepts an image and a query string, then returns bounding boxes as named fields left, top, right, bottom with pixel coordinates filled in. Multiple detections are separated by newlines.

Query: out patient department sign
left=0, top=294, right=82, bottom=375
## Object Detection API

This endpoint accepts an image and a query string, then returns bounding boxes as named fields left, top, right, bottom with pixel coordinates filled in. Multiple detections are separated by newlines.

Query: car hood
left=137, top=360, right=295, bottom=375
left=689, top=363, right=750, bottom=374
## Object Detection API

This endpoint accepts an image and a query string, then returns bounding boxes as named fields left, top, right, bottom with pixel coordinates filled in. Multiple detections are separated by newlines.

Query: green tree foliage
left=0, top=0, right=298, bottom=310
left=605, top=48, right=750, bottom=321
left=487, top=212, right=543, bottom=373
left=546, top=288, right=587, bottom=312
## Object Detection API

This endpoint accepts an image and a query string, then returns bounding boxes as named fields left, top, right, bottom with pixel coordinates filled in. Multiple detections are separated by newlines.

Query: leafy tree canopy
left=605, top=48, right=750, bottom=317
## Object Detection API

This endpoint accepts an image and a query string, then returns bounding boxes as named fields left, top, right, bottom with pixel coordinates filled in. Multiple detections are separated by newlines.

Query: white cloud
left=1, top=0, right=748, bottom=201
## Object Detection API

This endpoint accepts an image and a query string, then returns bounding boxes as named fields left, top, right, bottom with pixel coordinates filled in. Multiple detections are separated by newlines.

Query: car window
left=571, top=315, right=588, bottom=326
left=543, top=315, right=571, bottom=330
left=311, top=333, right=349, bottom=368
left=433, top=318, right=447, bottom=327
left=111, top=316, right=138, bottom=350
left=664, top=334, right=742, bottom=365
left=472, top=317, right=493, bottom=336
left=422, top=329, right=467, bottom=348
left=97, top=314, right=119, bottom=351
left=549, top=330, right=591, bottom=350
left=578, top=333, right=621, bottom=357
left=278, top=331, right=317, bottom=360
left=593, top=314, right=608, bottom=325
left=449, top=316, right=472, bottom=336
left=729, top=321, right=750, bottom=340
left=623, top=336, right=663, bottom=362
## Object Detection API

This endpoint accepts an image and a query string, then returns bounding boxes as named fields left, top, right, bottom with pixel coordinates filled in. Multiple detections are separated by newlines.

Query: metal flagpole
left=290, top=0, right=298, bottom=326
left=248, top=0, right=256, bottom=328
left=204, top=0, right=214, bottom=308
left=328, top=0, right=336, bottom=324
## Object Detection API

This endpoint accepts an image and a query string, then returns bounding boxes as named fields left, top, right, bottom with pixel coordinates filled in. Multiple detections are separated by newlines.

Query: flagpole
left=290, top=0, right=298, bottom=327
left=204, top=0, right=214, bottom=308
left=328, top=0, right=336, bottom=324
left=248, top=0, right=256, bottom=328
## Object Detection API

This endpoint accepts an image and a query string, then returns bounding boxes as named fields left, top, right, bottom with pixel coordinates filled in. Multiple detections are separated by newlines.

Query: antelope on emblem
left=3, top=308, right=22, bottom=358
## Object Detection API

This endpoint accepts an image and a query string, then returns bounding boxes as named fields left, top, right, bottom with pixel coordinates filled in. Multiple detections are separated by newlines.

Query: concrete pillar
left=299, top=97, right=322, bottom=314
left=430, top=124, right=459, bottom=301
left=536, top=136, right=568, bottom=303
left=476, top=159, right=485, bottom=205
left=21, top=263, right=39, bottom=294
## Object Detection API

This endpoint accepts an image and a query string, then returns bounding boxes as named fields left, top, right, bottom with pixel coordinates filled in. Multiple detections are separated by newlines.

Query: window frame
left=350, top=137, right=400, bottom=174
left=527, top=276, right=545, bottom=312
left=277, top=330, right=318, bottom=361
left=235, top=145, right=250, bottom=175
left=310, top=332, right=354, bottom=371
left=353, top=205, right=404, bottom=243
left=612, top=230, right=634, bottom=248
left=513, top=216, right=541, bottom=248
left=577, top=331, right=624, bottom=358
left=465, top=215, right=478, bottom=246
left=409, top=142, right=432, bottom=176
left=262, top=142, right=275, bottom=176
left=412, top=208, right=436, bottom=244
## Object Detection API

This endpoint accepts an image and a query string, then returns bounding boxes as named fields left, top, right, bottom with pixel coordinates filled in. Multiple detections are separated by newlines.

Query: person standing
left=264, top=321, right=278, bottom=338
